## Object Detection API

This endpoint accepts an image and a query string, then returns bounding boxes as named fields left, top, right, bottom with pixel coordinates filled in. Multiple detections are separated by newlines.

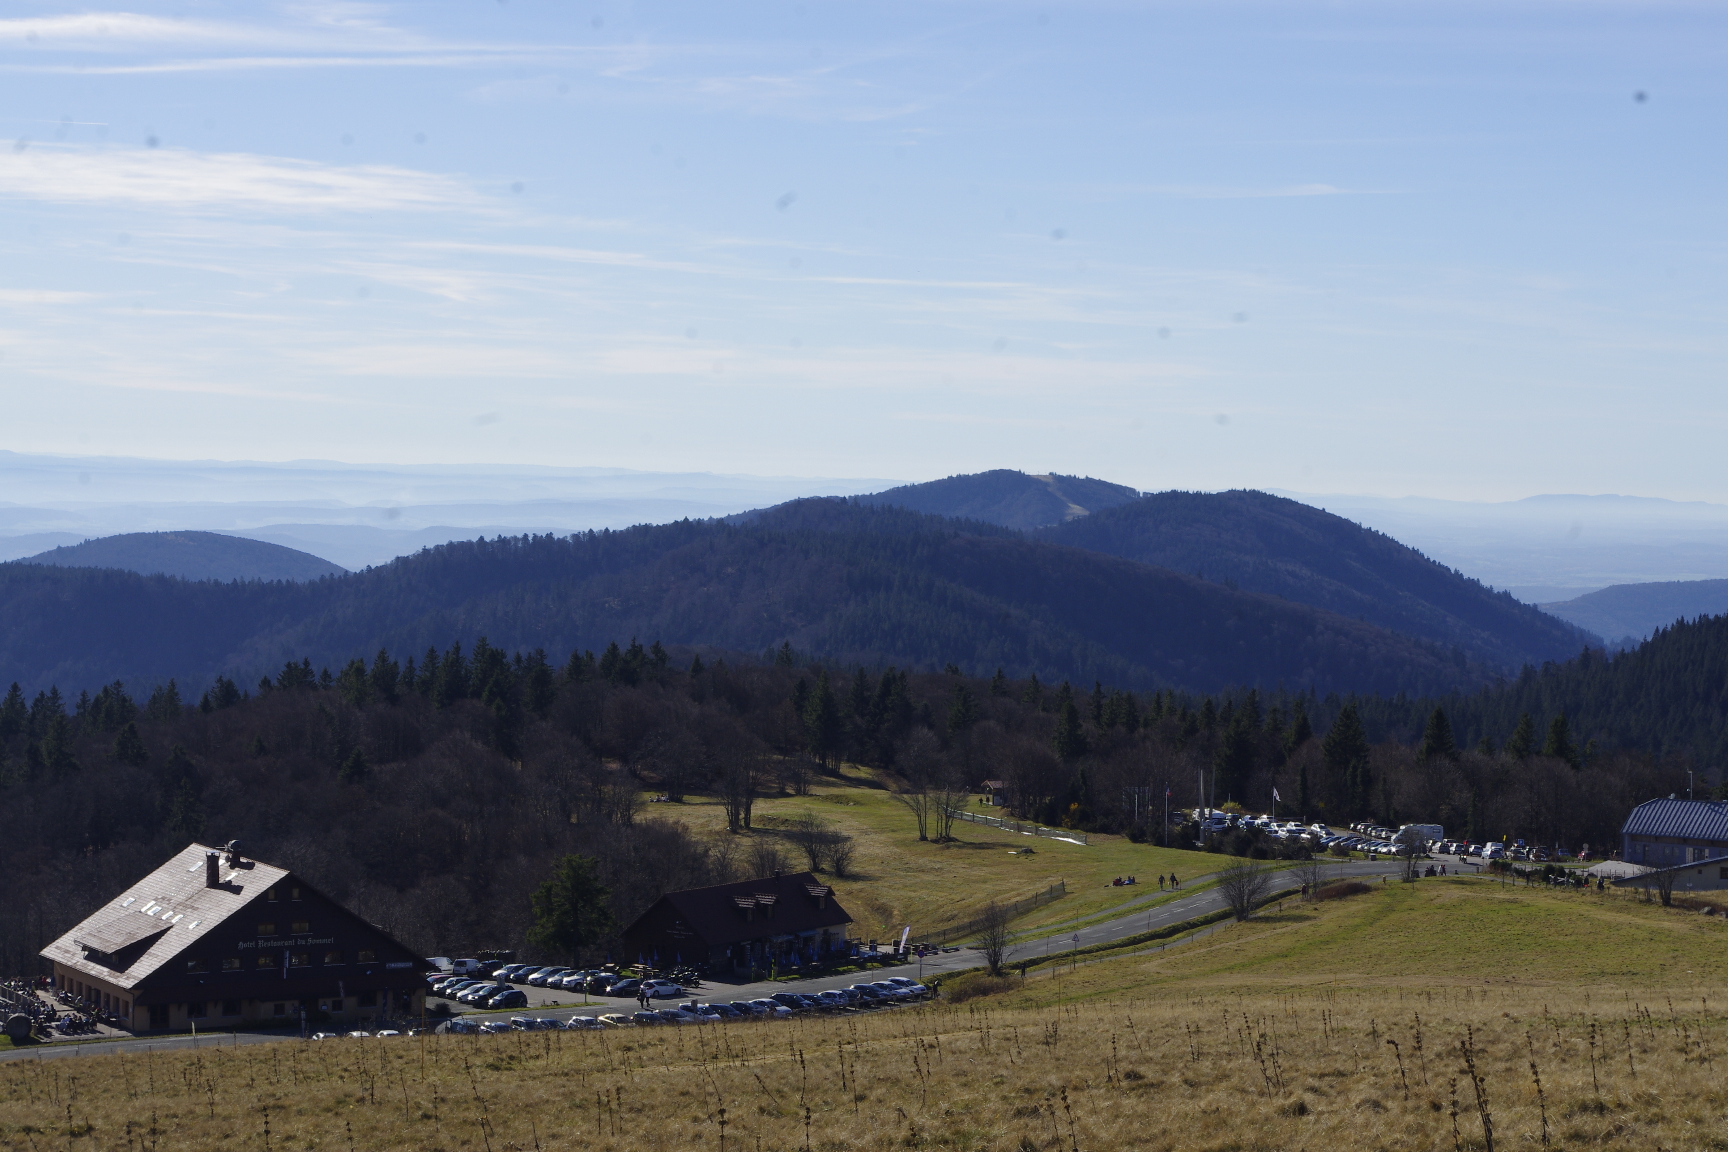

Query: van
left=449, top=958, right=483, bottom=976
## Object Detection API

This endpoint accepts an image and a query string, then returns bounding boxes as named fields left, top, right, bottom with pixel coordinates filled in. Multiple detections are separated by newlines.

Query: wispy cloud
left=0, top=145, right=484, bottom=214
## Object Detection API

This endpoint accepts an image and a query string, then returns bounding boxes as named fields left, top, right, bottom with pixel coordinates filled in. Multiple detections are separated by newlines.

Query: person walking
left=1170, top=873, right=1179, bottom=889
left=1158, top=875, right=1166, bottom=890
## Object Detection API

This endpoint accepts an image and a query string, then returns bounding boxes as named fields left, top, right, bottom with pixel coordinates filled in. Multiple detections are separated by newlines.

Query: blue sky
left=1, top=1, right=1723, bottom=499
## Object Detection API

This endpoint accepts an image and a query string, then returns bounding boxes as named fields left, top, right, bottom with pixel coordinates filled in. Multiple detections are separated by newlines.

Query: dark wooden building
left=41, top=842, right=429, bottom=1033
left=622, top=872, right=853, bottom=974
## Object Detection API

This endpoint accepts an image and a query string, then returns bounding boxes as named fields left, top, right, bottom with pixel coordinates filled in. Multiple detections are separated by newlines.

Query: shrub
left=943, top=972, right=1014, bottom=1003
left=1315, top=880, right=1372, bottom=901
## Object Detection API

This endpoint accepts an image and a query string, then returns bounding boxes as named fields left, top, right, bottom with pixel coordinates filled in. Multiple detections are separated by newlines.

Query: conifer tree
left=1543, top=713, right=1580, bottom=768
left=0, top=683, right=23, bottom=743
left=113, top=721, right=149, bottom=767
left=1284, top=702, right=1313, bottom=757
left=522, top=649, right=556, bottom=717
left=1322, top=702, right=1370, bottom=815
left=947, top=683, right=980, bottom=735
left=689, top=654, right=705, bottom=676
left=803, top=671, right=843, bottom=766
left=368, top=649, right=400, bottom=704
left=1052, top=682, right=1088, bottom=761
left=1418, top=707, right=1455, bottom=760
left=1019, top=673, right=1042, bottom=708
left=989, top=667, right=1009, bottom=697
left=1505, top=713, right=1536, bottom=760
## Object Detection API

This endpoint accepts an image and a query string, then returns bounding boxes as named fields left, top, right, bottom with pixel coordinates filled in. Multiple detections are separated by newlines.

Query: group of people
left=1159, top=874, right=1180, bottom=890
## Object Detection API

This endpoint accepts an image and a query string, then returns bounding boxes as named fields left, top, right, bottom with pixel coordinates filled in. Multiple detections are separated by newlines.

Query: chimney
left=223, top=840, right=241, bottom=868
left=205, top=851, right=220, bottom=888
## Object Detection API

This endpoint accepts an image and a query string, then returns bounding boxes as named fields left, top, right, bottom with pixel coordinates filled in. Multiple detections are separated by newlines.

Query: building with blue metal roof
left=1620, top=797, right=1728, bottom=867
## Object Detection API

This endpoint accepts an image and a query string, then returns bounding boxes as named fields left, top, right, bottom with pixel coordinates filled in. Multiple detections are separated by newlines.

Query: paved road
left=2, top=858, right=1405, bottom=1062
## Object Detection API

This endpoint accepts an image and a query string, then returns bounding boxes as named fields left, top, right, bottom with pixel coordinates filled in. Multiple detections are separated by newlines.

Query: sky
left=1, top=1, right=1725, bottom=500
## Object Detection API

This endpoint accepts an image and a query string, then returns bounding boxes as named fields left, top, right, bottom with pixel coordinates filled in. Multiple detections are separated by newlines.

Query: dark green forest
left=0, top=500, right=1487, bottom=700
left=0, top=622, right=1695, bottom=976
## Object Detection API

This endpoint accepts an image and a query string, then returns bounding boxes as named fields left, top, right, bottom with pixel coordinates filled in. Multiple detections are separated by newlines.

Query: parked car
left=641, top=979, right=683, bottom=999
left=556, top=970, right=597, bottom=991
left=526, top=967, right=571, bottom=987
left=310, top=1032, right=338, bottom=1041
left=606, top=978, right=644, bottom=998
left=566, top=1016, right=603, bottom=1030
left=815, top=991, right=852, bottom=1010
left=770, top=993, right=809, bottom=1012
left=884, top=978, right=928, bottom=998
left=657, top=1008, right=702, bottom=1025
left=596, top=1014, right=632, bottom=1028
left=480, top=988, right=527, bottom=1010
left=457, top=983, right=500, bottom=1003
left=479, top=1020, right=512, bottom=1034
left=729, top=1000, right=767, bottom=1016
left=629, top=1011, right=661, bottom=1026
left=751, top=998, right=795, bottom=1018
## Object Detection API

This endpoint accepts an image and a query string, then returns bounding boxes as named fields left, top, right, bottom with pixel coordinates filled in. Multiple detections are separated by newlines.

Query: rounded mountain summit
left=20, top=531, right=346, bottom=582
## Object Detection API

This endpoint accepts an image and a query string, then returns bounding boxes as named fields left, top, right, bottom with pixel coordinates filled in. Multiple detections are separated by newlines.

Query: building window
left=257, top=922, right=276, bottom=936
left=222, top=958, right=241, bottom=971
left=358, top=991, right=377, bottom=1008
left=289, top=952, right=310, bottom=967
left=186, top=959, right=208, bottom=973
left=1720, top=867, right=1728, bottom=880
left=291, top=921, right=310, bottom=934
left=291, top=887, right=303, bottom=901
left=323, top=998, right=342, bottom=1012
left=273, top=1002, right=286, bottom=1016
left=220, top=1000, right=240, bottom=1017
left=323, top=950, right=344, bottom=965
left=257, top=954, right=275, bottom=968
left=188, top=1001, right=207, bottom=1019
left=356, top=949, right=376, bottom=963
left=267, top=888, right=279, bottom=902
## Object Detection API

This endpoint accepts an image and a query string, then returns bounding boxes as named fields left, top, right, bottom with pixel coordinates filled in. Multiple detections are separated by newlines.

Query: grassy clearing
left=987, top=874, right=1728, bottom=1006
left=7, top=880, right=1727, bottom=1150
left=663, top=779, right=1218, bottom=940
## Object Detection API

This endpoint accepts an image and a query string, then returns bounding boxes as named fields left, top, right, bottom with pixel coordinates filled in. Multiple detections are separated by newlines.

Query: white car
left=748, top=998, right=794, bottom=1018
left=565, top=1016, right=603, bottom=1030
left=641, top=979, right=683, bottom=999
left=375, top=1029, right=402, bottom=1037
left=884, top=977, right=928, bottom=998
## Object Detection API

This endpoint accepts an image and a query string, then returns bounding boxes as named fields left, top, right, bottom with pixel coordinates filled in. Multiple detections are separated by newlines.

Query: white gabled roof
left=41, top=843, right=288, bottom=992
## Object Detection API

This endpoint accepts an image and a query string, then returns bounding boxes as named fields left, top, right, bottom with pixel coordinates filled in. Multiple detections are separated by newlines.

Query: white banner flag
left=898, top=926, right=911, bottom=954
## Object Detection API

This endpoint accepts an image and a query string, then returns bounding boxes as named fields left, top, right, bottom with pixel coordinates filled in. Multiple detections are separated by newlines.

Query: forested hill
left=1355, top=612, right=1728, bottom=769
left=1039, top=489, right=1597, bottom=672
left=857, top=469, right=1142, bottom=529
left=0, top=500, right=1482, bottom=698
left=22, top=530, right=347, bottom=582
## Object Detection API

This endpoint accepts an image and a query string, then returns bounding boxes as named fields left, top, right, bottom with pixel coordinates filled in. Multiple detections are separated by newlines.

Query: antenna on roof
left=223, top=840, right=242, bottom=867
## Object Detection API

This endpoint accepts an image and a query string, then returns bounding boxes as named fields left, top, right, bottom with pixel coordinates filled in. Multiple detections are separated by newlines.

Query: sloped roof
left=1621, top=798, right=1728, bottom=842
left=626, top=871, right=852, bottom=948
left=41, top=843, right=288, bottom=991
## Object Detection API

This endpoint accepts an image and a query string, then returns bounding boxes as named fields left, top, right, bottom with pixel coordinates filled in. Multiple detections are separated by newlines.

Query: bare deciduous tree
left=972, top=900, right=1016, bottom=976
left=1218, top=857, right=1277, bottom=921
left=1295, top=856, right=1330, bottom=901
left=891, top=783, right=936, bottom=841
left=1395, top=829, right=1431, bottom=882
left=746, top=838, right=789, bottom=879
left=719, top=751, right=761, bottom=833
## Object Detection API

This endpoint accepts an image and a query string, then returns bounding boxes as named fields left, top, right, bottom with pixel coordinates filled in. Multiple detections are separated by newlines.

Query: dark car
left=605, top=978, right=643, bottom=998
left=770, top=993, right=808, bottom=1012
left=479, top=987, right=527, bottom=1010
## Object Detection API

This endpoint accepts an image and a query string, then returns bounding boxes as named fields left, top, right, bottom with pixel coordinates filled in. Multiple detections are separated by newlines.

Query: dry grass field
left=7, top=877, right=1728, bottom=1151
left=666, top=777, right=1221, bottom=943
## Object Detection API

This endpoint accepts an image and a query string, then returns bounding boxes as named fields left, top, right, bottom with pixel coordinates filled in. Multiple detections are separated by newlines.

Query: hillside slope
left=858, top=470, right=1141, bottom=529
left=1541, top=578, right=1728, bottom=647
left=1040, top=490, right=1597, bottom=671
left=21, top=530, right=346, bottom=581
left=0, top=501, right=1480, bottom=697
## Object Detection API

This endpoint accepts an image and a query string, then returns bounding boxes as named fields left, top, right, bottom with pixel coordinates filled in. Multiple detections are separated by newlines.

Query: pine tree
left=1543, top=713, right=1580, bottom=768
left=436, top=643, right=469, bottom=706
left=1322, top=702, right=1371, bottom=816
left=774, top=641, right=795, bottom=667
left=522, top=649, right=556, bottom=717
left=947, top=684, right=980, bottom=735
left=1089, top=681, right=1106, bottom=729
left=1284, top=702, right=1313, bottom=757
left=0, top=683, right=24, bottom=743
left=336, top=658, right=371, bottom=707
left=1418, top=707, right=1456, bottom=760
left=803, top=671, right=843, bottom=766
left=368, top=649, right=400, bottom=704
left=849, top=668, right=872, bottom=717
left=113, top=721, right=150, bottom=767
left=989, top=667, right=1009, bottom=697
left=163, top=777, right=206, bottom=845
left=689, top=654, right=705, bottom=676
left=1019, top=674, right=1042, bottom=708
left=526, top=854, right=618, bottom=962
left=1213, top=713, right=1257, bottom=804
left=1505, top=713, right=1536, bottom=760
left=1052, top=682, right=1088, bottom=761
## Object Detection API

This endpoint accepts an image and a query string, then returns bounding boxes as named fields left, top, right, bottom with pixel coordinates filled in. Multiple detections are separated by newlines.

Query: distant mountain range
left=1541, top=579, right=1728, bottom=648
left=862, top=474, right=1597, bottom=670
left=0, top=499, right=1490, bottom=698
left=22, top=531, right=347, bottom=582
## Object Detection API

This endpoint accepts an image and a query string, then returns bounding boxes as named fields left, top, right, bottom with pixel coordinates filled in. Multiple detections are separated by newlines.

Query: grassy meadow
left=665, top=777, right=1220, bottom=943
left=8, top=876, right=1728, bottom=1151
